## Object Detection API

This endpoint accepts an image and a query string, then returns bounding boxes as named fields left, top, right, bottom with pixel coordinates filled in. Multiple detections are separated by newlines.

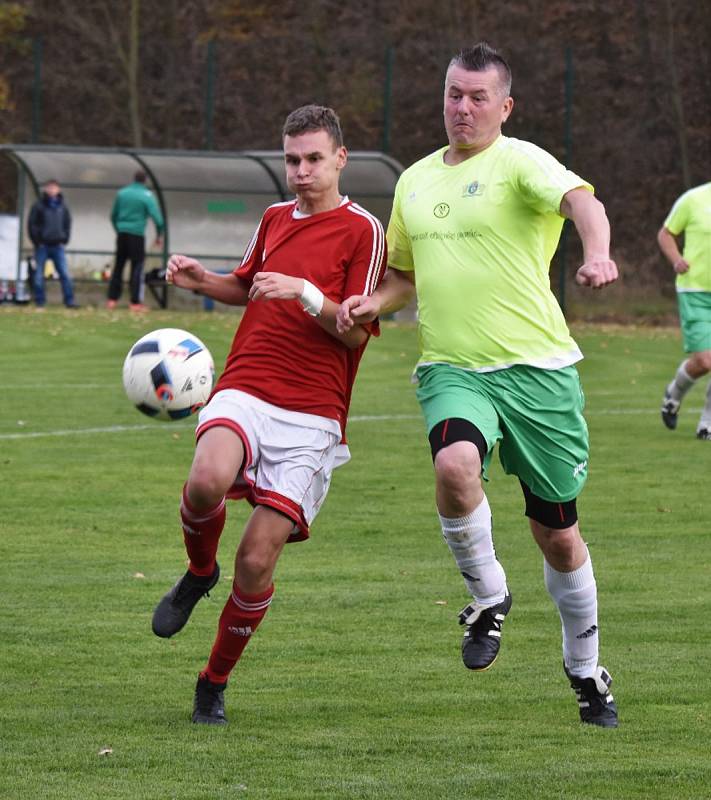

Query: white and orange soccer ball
left=122, top=328, right=215, bottom=420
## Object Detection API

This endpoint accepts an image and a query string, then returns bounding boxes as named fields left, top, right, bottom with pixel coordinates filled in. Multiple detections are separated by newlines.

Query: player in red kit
left=151, top=105, right=386, bottom=725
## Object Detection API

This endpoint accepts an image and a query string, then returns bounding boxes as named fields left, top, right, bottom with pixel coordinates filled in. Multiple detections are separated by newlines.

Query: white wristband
left=299, top=279, right=324, bottom=317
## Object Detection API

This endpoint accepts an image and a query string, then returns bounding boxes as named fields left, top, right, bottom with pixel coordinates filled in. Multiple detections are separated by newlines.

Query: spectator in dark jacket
left=28, top=179, right=77, bottom=308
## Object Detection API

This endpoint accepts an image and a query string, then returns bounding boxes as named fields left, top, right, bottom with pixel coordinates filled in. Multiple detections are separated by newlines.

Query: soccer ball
left=122, top=328, right=215, bottom=420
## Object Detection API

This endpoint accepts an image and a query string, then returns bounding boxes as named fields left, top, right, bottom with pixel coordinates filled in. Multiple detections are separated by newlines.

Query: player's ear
left=336, top=146, right=347, bottom=170
left=501, top=96, right=514, bottom=123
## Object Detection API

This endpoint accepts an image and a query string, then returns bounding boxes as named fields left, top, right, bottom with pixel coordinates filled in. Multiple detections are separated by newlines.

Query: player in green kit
left=338, top=42, right=619, bottom=727
left=658, top=182, right=711, bottom=439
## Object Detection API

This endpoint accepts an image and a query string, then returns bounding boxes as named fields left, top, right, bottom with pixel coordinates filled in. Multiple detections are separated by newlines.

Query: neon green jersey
left=387, top=135, right=590, bottom=371
left=663, top=183, right=711, bottom=293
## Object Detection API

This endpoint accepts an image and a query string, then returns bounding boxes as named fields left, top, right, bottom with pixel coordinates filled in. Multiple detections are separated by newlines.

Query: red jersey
left=213, top=198, right=386, bottom=436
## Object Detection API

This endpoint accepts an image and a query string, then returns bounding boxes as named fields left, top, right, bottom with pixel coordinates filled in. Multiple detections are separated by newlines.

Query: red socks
left=203, top=583, right=274, bottom=684
left=180, top=485, right=226, bottom=577
left=182, top=486, right=274, bottom=684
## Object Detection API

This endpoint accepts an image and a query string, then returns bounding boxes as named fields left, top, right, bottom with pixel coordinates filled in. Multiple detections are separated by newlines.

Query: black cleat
left=696, top=427, right=711, bottom=441
left=152, top=563, right=220, bottom=638
left=192, top=675, right=228, bottom=725
left=458, top=592, right=512, bottom=671
left=566, top=665, right=618, bottom=728
left=661, top=390, right=680, bottom=430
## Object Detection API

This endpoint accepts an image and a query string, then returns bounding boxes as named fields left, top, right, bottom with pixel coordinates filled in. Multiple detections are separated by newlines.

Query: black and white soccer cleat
left=566, top=665, right=619, bottom=728
left=458, top=592, right=512, bottom=671
left=661, top=390, right=680, bottom=430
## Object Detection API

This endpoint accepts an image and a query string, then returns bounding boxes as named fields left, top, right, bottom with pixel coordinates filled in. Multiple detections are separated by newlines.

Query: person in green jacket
left=107, top=170, right=164, bottom=311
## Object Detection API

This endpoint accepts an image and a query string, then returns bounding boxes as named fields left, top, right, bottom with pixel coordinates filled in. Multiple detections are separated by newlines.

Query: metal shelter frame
left=0, top=144, right=402, bottom=308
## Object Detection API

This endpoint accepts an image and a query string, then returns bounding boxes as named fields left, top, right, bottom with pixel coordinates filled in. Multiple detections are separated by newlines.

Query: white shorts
left=196, top=389, right=351, bottom=542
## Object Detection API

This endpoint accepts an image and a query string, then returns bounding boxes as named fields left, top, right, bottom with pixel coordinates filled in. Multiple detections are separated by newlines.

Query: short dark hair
left=134, top=170, right=147, bottom=183
left=282, top=104, right=344, bottom=149
left=449, top=42, right=512, bottom=96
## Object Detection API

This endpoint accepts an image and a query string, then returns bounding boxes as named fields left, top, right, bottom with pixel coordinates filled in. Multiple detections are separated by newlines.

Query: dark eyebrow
left=285, top=150, right=324, bottom=159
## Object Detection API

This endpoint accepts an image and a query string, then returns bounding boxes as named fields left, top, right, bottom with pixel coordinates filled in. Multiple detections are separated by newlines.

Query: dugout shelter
left=0, top=144, right=402, bottom=307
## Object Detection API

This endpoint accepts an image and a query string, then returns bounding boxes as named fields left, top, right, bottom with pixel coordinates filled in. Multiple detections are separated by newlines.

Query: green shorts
left=677, top=291, right=711, bottom=353
left=415, top=363, right=589, bottom=502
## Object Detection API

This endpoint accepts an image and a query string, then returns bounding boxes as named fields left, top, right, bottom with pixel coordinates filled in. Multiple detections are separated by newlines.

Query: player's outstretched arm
left=166, top=254, right=249, bottom=305
left=561, top=188, right=619, bottom=289
left=657, top=226, right=689, bottom=274
left=337, top=268, right=416, bottom=333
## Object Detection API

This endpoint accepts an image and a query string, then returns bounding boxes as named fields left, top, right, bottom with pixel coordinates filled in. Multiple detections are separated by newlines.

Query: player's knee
left=236, top=544, right=276, bottom=586
left=186, top=463, right=231, bottom=508
left=693, top=350, right=711, bottom=372
left=434, top=442, right=482, bottom=496
left=534, top=525, right=582, bottom=566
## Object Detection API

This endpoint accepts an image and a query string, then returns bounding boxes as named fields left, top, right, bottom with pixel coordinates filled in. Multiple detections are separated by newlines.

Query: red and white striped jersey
left=213, top=198, right=386, bottom=437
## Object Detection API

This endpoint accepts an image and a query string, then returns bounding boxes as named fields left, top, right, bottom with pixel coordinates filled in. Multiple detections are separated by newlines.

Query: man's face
left=44, top=182, right=60, bottom=197
left=443, top=64, right=513, bottom=154
left=283, top=129, right=346, bottom=199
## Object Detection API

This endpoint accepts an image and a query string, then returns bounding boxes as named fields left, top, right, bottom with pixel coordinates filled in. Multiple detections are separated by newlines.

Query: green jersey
left=387, top=135, right=590, bottom=371
left=111, top=182, right=164, bottom=238
left=663, top=182, right=711, bottom=293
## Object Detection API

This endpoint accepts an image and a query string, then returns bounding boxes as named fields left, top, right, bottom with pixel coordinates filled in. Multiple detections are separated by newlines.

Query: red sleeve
left=344, top=211, right=386, bottom=298
left=344, top=209, right=387, bottom=335
left=233, top=217, right=266, bottom=282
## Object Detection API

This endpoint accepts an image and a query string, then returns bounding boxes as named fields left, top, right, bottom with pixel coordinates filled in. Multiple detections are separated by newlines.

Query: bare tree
left=663, top=0, right=690, bottom=188
left=101, top=0, right=142, bottom=146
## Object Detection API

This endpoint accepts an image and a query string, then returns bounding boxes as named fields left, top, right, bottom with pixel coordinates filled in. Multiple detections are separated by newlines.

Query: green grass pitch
left=1, top=307, right=709, bottom=799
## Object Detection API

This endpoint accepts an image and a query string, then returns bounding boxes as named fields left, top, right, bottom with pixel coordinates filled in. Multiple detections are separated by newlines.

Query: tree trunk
left=664, top=0, right=690, bottom=187
left=129, top=0, right=142, bottom=147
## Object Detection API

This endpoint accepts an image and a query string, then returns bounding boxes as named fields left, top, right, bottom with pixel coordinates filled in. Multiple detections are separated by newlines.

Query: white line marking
left=349, top=414, right=420, bottom=422
left=0, top=408, right=700, bottom=441
left=5, top=384, right=113, bottom=390
left=0, top=423, right=193, bottom=440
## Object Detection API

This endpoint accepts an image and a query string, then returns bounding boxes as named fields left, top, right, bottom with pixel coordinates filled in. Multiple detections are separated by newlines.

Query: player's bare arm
left=657, top=226, right=689, bottom=274
left=166, top=254, right=250, bottom=305
left=560, top=188, right=619, bottom=289
left=249, top=271, right=369, bottom=349
left=337, top=268, right=416, bottom=333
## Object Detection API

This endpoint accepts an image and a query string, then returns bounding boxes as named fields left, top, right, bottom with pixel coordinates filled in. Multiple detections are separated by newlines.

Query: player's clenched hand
left=166, top=254, right=206, bottom=289
left=337, top=295, right=380, bottom=333
left=575, top=258, right=619, bottom=289
left=248, top=272, right=302, bottom=302
left=673, top=258, right=690, bottom=274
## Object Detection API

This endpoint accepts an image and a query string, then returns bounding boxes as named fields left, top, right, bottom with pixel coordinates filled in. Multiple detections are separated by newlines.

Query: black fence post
left=558, top=46, right=573, bottom=315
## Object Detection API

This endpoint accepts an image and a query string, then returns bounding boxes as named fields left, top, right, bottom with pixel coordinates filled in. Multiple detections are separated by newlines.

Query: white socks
left=544, top=552, right=598, bottom=678
left=439, top=495, right=507, bottom=606
left=667, top=359, right=695, bottom=401
left=701, top=380, right=711, bottom=429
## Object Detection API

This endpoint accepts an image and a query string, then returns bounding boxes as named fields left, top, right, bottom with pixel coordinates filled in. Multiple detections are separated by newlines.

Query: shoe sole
left=582, top=717, right=619, bottom=728
left=460, top=594, right=511, bottom=672
left=192, top=715, right=228, bottom=726
left=464, top=652, right=499, bottom=672
left=661, top=413, right=678, bottom=430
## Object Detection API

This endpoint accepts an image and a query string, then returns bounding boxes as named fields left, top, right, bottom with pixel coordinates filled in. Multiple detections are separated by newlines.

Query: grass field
left=1, top=306, right=710, bottom=800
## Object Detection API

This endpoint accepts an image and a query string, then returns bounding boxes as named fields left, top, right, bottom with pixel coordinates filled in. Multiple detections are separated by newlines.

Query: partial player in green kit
left=338, top=42, right=619, bottom=727
left=658, top=182, right=711, bottom=439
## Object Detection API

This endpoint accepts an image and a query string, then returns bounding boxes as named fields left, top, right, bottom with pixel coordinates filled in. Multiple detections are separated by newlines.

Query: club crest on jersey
left=461, top=181, right=484, bottom=198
